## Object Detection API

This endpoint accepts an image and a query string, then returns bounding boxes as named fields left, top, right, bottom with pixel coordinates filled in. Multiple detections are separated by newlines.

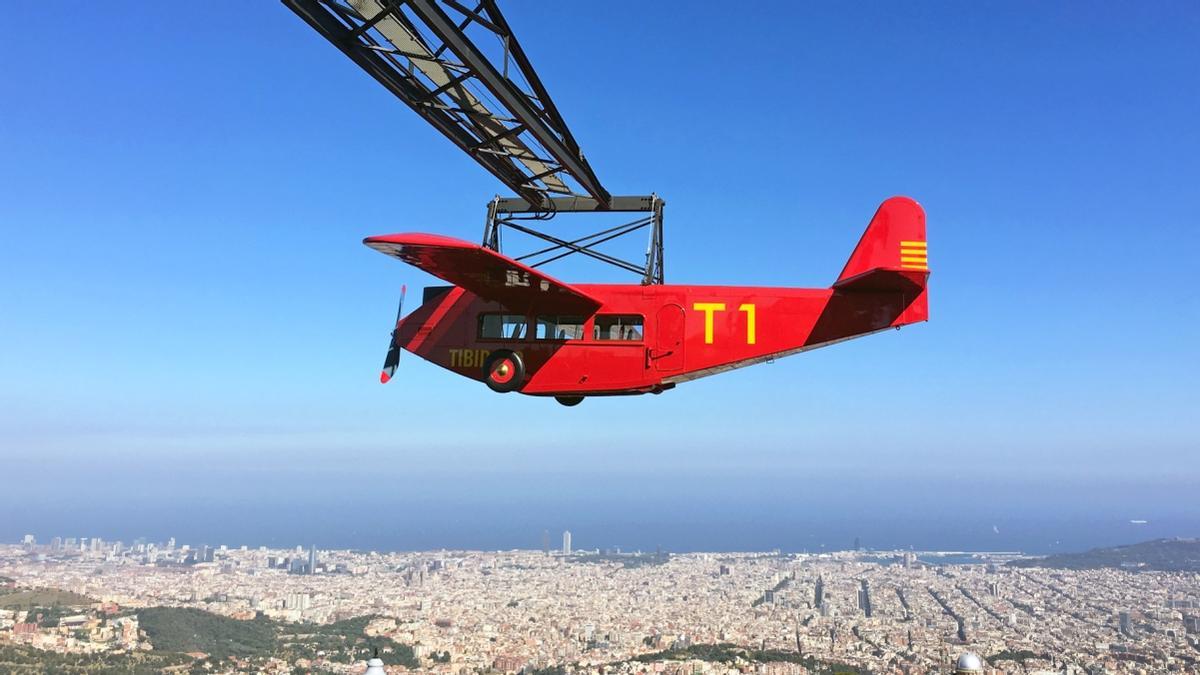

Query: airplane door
left=654, top=304, right=685, bottom=372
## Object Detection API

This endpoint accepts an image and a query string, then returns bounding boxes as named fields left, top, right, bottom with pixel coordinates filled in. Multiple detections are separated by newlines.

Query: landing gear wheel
left=555, top=396, right=584, bottom=407
left=483, top=350, right=525, bottom=393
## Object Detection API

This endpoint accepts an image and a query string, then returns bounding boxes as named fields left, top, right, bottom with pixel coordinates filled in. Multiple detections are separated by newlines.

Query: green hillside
left=138, top=607, right=276, bottom=660
left=632, top=643, right=871, bottom=675
left=1008, top=538, right=1200, bottom=572
left=0, top=588, right=96, bottom=610
left=0, top=643, right=190, bottom=674
left=138, top=607, right=417, bottom=667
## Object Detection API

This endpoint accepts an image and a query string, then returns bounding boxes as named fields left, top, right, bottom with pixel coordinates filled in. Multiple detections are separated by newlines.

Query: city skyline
left=10, top=532, right=1044, bottom=558
left=3, top=538, right=1197, bottom=673
left=6, top=516, right=1186, bottom=558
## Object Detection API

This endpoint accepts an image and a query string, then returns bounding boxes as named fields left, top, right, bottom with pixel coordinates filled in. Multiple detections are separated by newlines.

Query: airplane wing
left=364, top=233, right=602, bottom=314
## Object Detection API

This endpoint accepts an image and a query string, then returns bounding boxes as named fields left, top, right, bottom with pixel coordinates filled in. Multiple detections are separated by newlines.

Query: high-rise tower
left=562, top=530, right=572, bottom=555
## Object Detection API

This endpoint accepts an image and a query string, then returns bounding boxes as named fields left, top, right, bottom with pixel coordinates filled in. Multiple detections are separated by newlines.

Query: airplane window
left=479, top=314, right=527, bottom=340
left=593, top=315, right=643, bottom=341
left=535, top=316, right=585, bottom=340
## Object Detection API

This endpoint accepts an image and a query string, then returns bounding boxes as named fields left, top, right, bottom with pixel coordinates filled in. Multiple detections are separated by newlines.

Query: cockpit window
left=593, top=314, right=644, bottom=341
left=535, top=316, right=586, bottom=340
left=479, top=314, right=527, bottom=340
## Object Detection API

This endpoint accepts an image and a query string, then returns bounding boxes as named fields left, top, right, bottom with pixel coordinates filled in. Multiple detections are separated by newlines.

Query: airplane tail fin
left=833, top=196, right=928, bottom=294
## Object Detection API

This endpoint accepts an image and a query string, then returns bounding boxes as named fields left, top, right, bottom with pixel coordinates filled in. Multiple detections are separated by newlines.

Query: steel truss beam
left=282, top=0, right=610, bottom=208
left=484, top=195, right=666, bottom=285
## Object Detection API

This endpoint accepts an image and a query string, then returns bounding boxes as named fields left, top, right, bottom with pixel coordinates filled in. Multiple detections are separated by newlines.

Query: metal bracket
left=483, top=194, right=665, bottom=285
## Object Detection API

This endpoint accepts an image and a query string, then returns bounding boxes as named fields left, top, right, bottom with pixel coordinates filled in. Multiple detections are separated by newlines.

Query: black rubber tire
left=555, top=396, right=584, bottom=407
left=483, top=350, right=525, bottom=393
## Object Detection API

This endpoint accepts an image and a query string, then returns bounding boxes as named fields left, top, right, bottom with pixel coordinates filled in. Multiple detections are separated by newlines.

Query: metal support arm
left=282, top=0, right=611, bottom=208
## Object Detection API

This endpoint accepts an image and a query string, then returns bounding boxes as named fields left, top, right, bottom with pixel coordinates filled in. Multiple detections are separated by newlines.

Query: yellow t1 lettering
left=739, top=303, right=756, bottom=344
left=693, top=302, right=726, bottom=344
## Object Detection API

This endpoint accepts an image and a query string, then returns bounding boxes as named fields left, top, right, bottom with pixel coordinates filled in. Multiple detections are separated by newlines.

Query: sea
left=3, top=464, right=1193, bottom=556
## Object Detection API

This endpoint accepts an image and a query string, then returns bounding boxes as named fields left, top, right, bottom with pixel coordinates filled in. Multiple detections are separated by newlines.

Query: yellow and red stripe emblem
left=899, top=240, right=928, bottom=270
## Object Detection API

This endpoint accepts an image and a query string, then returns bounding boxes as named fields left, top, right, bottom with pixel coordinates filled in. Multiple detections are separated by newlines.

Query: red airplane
left=367, top=196, right=928, bottom=406
left=284, top=0, right=929, bottom=405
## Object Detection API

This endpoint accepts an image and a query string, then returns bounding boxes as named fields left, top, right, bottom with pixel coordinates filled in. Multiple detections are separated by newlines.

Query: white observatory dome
left=365, top=656, right=387, bottom=674
left=955, top=651, right=984, bottom=672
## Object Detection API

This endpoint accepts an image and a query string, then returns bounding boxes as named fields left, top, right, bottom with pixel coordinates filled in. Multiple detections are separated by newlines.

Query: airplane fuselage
left=396, top=280, right=927, bottom=397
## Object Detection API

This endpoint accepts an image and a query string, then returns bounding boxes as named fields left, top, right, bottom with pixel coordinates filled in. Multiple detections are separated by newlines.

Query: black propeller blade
left=379, top=284, right=406, bottom=384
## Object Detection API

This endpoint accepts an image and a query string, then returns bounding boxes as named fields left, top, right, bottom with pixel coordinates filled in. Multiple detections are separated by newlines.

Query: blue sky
left=1, top=2, right=1197, bottom=549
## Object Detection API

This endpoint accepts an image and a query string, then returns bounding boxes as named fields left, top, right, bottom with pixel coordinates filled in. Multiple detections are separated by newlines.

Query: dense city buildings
left=2, top=537, right=1199, bottom=673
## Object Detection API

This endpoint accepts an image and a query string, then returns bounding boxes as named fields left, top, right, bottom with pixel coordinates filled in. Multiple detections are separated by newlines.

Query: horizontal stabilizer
left=833, top=268, right=926, bottom=293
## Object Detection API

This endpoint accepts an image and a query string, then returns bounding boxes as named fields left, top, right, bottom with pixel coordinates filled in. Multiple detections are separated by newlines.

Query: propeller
left=379, top=284, right=406, bottom=384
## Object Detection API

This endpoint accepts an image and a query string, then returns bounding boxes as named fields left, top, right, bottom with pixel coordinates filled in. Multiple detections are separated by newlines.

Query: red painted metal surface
left=365, top=233, right=601, bottom=313
left=368, top=197, right=929, bottom=398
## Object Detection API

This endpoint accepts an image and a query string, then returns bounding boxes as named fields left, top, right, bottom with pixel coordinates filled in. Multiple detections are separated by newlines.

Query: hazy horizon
left=5, top=454, right=1193, bottom=555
